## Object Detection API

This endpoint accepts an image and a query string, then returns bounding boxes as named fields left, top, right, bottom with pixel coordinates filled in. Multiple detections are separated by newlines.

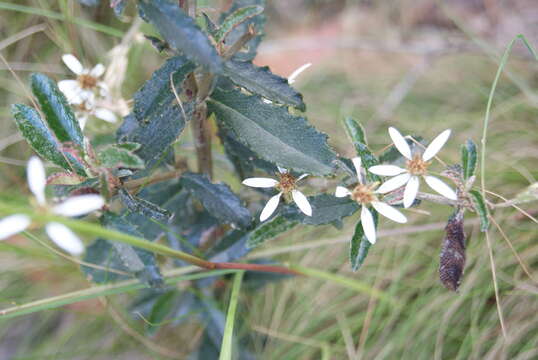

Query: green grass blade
left=219, top=271, right=245, bottom=360
left=291, top=265, right=394, bottom=305
left=0, top=2, right=123, bottom=37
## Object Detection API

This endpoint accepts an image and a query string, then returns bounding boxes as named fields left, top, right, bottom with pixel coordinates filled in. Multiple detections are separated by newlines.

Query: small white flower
left=73, top=98, right=117, bottom=129
left=335, top=157, right=407, bottom=244
left=0, top=156, right=104, bottom=255
left=368, top=127, right=457, bottom=208
left=58, top=54, right=109, bottom=105
left=242, top=167, right=312, bottom=222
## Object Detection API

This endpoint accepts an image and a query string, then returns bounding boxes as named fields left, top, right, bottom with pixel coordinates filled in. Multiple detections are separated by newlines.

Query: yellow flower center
left=351, top=183, right=377, bottom=205
left=276, top=173, right=296, bottom=194
left=406, top=154, right=429, bottom=176
left=77, top=74, right=98, bottom=89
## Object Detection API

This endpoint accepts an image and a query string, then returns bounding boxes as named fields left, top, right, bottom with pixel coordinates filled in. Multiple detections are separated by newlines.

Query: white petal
left=288, top=63, right=312, bottom=84
left=424, top=175, right=458, bottom=200
left=277, top=166, right=287, bottom=174
left=45, top=222, right=84, bottom=255
left=242, top=177, right=278, bottom=188
left=78, top=114, right=88, bottom=130
left=371, top=201, right=407, bottom=224
left=422, top=129, right=451, bottom=161
left=351, top=157, right=363, bottom=184
left=58, top=80, right=80, bottom=99
left=260, top=193, right=282, bottom=222
left=292, top=190, right=312, bottom=216
left=376, top=173, right=411, bottom=194
left=62, top=54, right=83, bottom=75
left=335, top=186, right=352, bottom=198
left=94, top=108, right=117, bottom=123
left=361, top=206, right=376, bottom=244
left=296, top=173, right=309, bottom=182
left=368, top=165, right=407, bottom=176
left=27, top=156, right=46, bottom=205
left=388, top=127, right=412, bottom=160
left=98, top=82, right=110, bottom=97
left=52, top=194, right=104, bottom=217
left=90, top=63, right=105, bottom=77
left=403, top=176, right=420, bottom=208
left=0, top=215, right=31, bottom=240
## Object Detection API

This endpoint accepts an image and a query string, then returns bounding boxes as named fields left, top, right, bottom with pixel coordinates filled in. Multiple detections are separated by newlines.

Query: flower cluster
left=58, top=54, right=117, bottom=129
left=243, top=127, right=457, bottom=245
left=0, top=157, right=104, bottom=255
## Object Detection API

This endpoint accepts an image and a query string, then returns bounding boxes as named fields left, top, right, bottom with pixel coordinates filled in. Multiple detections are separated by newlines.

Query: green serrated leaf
left=214, top=5, right=264, bottom=43
left=461, top=139, right=477, bottom=180
left=119, top=188, right=171, bottom=223
left=181, top=172, right=252, bottom=228
left=30, top=73, right=83, bottom=148
left=98, top=145, right=145, bottom=170
left=208, top=87, right=336, bottom=175
left=11, top=104, right=86, bottom=175
left=247, top=215, right=298, bottom=249
left=118, top=56, right=196, bottom=163
left=282, top=194, right=359, bottom=225
left=223, top=60, right=305, bottom=110
left=349, top=210, right=378, bottom=271
left=343, top=117, right=380, bottom=183
left=469, top=190, right=489, bottom=232
left=138, top=0, right=222, bottom=73
left=217, top=123, right=276, bottom=178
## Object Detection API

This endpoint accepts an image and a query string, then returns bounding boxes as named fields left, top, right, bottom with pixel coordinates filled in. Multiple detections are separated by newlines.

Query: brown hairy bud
left=439, top=210, right=466, bottom=291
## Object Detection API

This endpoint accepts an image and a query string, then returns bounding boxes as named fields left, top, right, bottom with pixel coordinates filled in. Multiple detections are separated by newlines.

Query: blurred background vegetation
left=1, top=0, right=537, bottom=359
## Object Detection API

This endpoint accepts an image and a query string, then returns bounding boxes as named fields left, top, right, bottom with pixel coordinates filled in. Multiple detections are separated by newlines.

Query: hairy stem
left=191, top=102, right=213, bottom=178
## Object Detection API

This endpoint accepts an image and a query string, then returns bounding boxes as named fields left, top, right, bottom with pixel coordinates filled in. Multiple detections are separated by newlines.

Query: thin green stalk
left=219, top=271, right=245, bottom=360
left=480, top=34, right=538, bottom=340
left=0, top=200, right=213, bottom=268
left=0, top=2, right=123, bottom=37
left=0, top=269, right=237, bottom=320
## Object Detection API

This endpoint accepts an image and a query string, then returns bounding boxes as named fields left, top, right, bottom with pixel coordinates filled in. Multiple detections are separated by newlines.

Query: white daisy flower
left=242, top=167, right=312, bottom=222
left=73, top=98, right=117, bottom=130
left=335, top=157, right=407, bottom=244
left=0, top=156, right=104, bottom=255
left=368, top=127, right=458, bottom=208
left=58, top=54, right=109, bottom=105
